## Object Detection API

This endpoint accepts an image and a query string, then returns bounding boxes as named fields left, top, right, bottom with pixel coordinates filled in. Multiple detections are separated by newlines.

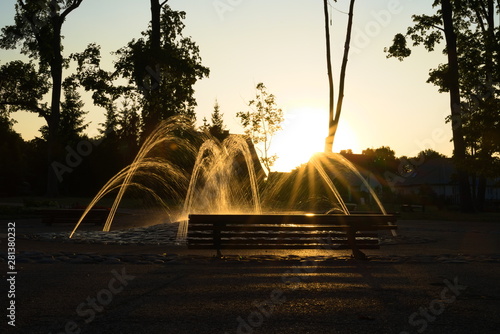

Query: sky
left=0, top=0, right=453, bottom=172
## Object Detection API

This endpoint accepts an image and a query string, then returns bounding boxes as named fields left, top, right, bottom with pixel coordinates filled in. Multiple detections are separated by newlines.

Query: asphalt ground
left=1, top=219, right=499, bottom=334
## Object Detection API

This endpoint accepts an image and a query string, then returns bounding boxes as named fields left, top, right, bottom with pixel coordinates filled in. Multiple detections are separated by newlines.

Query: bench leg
left=347, top=229, right=368, bottom=261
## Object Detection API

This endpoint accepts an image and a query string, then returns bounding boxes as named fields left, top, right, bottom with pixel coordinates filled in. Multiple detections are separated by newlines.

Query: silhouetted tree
left=339, top=149, right=354, bottom=156
left=116, top=97, right=142, bottom=160
left=40, top=76, right=88, bottom=146
left=237, top=83, right=284, bottom=175
left=362, top=146, right=398, bottom=173
left=324, top=0, right=356, bottom=152
left=419, top=149, right=447, bottom=160
left=201, top=100, right=228, bottom=141
left=72, top=3, right=208, bottom=141
left=0, top=112, right=25, bottom=195
left=384, top=0, right=487, bottom=211
left=200, top=100, right=227, bottom=138
left=0, top=60, right=50, bottom=116
left=0, top=0, right=84, bottom=196
left=114, top=2, right=209, bottom=138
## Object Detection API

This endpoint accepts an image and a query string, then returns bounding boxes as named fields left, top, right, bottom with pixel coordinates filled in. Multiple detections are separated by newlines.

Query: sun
left=269, top=107, right=360, bottom=172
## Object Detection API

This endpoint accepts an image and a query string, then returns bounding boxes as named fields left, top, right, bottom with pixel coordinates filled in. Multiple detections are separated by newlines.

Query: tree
left=0, top=0, right=84, bottom=196
left=209, top=100, right=229, bottom=140
left=210, top=100, right=226, bottom=133
left=324, top=0, right=356, bottom=152
left=201, top=100, right=228, bottom=141
left=362, top=146, right=398, bottom=173
left=456, top=0, right=500, bottom=210
left=72, top=3, right=209, bottom=140
left=40, top=76, right=88, bottom=145
left=114, top=2, right=209, bottom=138
left=0, top=111, right=25, bottom=195
left=384, top=0, right=484, bottom=211
left=237, top=83, right=284, bottom=175
left=0, top=60, right=50, bottom=116
left=416, top=149, right=447, bottom=160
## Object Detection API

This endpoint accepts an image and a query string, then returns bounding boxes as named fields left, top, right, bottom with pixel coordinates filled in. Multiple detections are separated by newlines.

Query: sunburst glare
left=270, top=107, right=360, bottom=172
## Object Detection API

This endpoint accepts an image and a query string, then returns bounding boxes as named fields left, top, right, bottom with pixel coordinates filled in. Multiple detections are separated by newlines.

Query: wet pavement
left=1, top=218, right=499, bottom=333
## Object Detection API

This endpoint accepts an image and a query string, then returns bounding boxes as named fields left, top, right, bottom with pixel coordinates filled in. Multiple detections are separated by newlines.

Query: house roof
left=398, top=158, right=455, bottom=187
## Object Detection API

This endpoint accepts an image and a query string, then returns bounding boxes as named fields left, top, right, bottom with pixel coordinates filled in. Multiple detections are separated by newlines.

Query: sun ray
left=271, top=107, right=360, bottom=172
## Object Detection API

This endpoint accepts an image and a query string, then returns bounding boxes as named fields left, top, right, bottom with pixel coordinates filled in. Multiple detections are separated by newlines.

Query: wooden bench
left=187, top=214, right=397, bottom=260
left=38, top=209, right=109, bottom=226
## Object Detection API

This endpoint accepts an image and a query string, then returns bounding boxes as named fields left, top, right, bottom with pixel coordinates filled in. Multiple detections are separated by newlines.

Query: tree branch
left=0, top=100, right=48, bottom=119
left=60, top=0, right=84, bottom=21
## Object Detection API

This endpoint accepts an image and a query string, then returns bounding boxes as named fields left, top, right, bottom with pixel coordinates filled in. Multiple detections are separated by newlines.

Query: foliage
left=210, top=100, right=226, bottom=133
left=40, top=76, right=88, bottom=145
left=72, top=4, right=209, bottom=142
left=237, top=83, right=284, bottom=174
left=113, top=4, right=209, bottom=137
left=0, top=60, right=50, bottom=116
left=201, top=100, right=228, bottom=141
left=385, top=0, right=500, bottom=211
left=0, top=112, right=25, bottom=195
left=0, top=0, right=85, bottom=196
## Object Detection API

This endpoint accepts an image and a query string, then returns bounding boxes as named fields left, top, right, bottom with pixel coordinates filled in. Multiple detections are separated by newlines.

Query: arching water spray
left=70, top=117, right=194, bottom=238
left=177, top=135, right=262, bottom=241
left=311, top=153, right=397, bottom=236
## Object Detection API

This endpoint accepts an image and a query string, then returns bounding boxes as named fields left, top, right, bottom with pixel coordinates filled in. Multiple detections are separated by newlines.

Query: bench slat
left=188, top=244, right=380, bottom=250
left=187, top=232, right=379, bottom=239
left=189, top=214, right=397, bottom=224
left=188, top=225, right=397, bottom=232
left=188, top=239, right=379, bottom=246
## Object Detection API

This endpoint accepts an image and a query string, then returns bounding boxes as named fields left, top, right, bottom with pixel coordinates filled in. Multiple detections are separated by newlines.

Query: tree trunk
left=323, top=0, right=355, bottom=152
left=45, top=19, right=64, bottom=197
left=331, top=0, right=355, bottom=144
left=151, top=0, right=162, bottom=54
left=441, top=0, right=474, bottom=212
left=141, top=0, right=164, bottom=139
left=323, top=0, right=335, bottom=153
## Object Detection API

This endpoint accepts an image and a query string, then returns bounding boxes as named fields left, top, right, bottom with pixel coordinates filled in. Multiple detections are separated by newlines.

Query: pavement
left=1, top=217, right=499, bottom=334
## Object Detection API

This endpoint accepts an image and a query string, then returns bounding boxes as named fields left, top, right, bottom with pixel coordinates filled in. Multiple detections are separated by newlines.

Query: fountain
left=70, top=116, right=396, bottom=241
